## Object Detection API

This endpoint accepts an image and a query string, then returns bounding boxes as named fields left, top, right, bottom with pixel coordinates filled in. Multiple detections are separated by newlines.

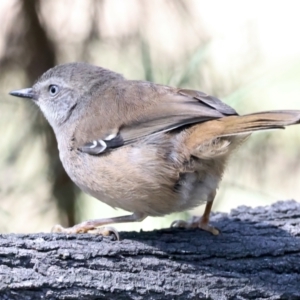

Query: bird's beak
left=9, top=88, right=35, bottom=99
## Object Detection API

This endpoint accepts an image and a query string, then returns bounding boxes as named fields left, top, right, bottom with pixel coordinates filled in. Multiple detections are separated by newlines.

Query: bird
left=9, top=62, right=300, bottom=238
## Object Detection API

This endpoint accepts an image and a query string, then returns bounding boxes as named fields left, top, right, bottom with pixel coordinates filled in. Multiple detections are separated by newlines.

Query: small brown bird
left=9, top=62, right=300, bottom=237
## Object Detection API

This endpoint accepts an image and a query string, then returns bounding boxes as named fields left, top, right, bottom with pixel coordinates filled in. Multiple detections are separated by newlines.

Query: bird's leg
left=171, top=190, right=219, bottom=235
left=51, top=212, right=147, bottom=240
left=196, top=197, right=219, bottom=235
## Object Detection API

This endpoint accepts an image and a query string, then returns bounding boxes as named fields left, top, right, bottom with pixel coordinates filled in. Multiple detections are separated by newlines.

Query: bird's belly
left=74, top=172, right=217, bottom=217
left=58, top=146, right=179, bottom=216
left=59, top=143, right=220, bottom=217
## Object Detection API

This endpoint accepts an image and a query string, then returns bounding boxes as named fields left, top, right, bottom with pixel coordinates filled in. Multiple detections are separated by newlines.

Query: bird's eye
left=48, top=85, right=59, bottom=96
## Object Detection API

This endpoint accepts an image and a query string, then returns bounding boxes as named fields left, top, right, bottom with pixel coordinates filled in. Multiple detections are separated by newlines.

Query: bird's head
left=10, top=62, right=123, bottom=130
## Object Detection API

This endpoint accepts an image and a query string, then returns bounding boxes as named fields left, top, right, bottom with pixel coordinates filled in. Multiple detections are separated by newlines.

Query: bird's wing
left=74, top=81, right=238, bottom=155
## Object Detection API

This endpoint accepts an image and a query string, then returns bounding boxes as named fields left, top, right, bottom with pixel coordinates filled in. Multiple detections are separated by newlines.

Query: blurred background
left=0, top=0, right=300, bottom=233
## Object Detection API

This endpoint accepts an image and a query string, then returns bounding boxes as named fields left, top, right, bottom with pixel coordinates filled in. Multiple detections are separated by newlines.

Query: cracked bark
left=1, top=200, right=300, bottom=300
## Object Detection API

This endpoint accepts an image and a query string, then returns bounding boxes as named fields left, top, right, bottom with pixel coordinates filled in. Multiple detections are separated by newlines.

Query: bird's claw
left=171, top=217, right=219, bottom=235
left=51, top=224, right=120, bottom=240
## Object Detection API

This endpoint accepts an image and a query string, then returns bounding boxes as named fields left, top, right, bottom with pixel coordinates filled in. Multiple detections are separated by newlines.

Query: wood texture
left=1, top=200, right=300, bottom=299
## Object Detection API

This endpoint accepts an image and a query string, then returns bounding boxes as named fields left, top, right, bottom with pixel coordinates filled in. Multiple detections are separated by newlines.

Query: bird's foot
left=51, top=224, right=120, bottom=240
left=171, top=216, right=219, bottom=235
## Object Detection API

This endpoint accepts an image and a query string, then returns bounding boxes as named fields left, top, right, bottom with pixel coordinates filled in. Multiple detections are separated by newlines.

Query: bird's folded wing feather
left=75, top=81, right=238, bottom=155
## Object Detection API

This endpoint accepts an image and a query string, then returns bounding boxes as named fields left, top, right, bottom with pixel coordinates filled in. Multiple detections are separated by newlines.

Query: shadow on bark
left=0, top=200, right=300, bottom=299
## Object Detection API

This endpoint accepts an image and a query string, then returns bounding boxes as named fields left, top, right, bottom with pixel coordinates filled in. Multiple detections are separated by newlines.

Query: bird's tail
left=185, top=110, right=300, bottom=156
left=218, top=110, right=300, bottom=136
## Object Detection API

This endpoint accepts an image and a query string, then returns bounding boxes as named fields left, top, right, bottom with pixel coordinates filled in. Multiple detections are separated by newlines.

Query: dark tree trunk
left=21, top=0, right=77, bottom=228
left=1, top=200, right=300, bottom=300
left=0, top=0, right=77, bottom=228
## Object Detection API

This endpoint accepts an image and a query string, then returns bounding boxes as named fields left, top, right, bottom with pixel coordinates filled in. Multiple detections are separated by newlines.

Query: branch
left=1, top=200, right=300, bottom=299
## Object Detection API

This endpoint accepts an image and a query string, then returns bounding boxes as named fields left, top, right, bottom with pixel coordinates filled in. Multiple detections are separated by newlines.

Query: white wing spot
left=105, top=133, right=116, bottom=141
left=89, top=140, right=98, bottom=148
left=99, top=140, right=107, bottom=152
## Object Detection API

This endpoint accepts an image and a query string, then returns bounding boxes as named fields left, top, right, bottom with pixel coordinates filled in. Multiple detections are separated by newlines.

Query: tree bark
left=1, top=200, right=300, bottom=300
